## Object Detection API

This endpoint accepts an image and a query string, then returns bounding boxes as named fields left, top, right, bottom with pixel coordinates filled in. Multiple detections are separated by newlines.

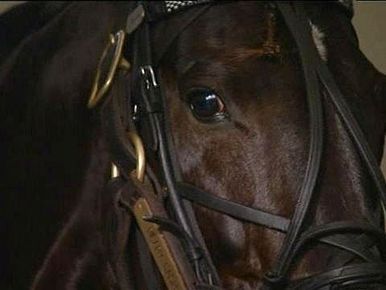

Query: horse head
left=150, top=2, right=386, bottom=288
left=1, top=2, right=386, bottom=290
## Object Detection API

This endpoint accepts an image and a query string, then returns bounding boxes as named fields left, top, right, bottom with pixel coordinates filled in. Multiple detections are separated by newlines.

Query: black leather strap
left=177, top=183, right=290, bottom=232
left=316, top=47, right=386, bottom=209
left=289, top=262, right=386, bottom=290
left=269, top=1, right=324, bottom=280
left=263, top=2, right=386, bottom=287
left=284, top=221, right=386, bottom=276
left=102, top=72, right=136, bottom=180
left=321, top=234, right=378, bottom=263
left=152, top=4, right=213, bottom=65
left=177, top=184, right=382, bottom=265
left=130, top=4, right=222, bottom=287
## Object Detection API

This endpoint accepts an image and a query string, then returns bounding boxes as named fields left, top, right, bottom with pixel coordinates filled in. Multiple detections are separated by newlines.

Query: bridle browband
left=88, top=1, right=386, bottom=289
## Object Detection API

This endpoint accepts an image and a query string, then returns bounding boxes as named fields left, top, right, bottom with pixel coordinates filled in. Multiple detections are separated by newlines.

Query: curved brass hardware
left=111, top=164, right=119, bottom=178
left=119, top=57, right=131, bottom=71
left=128, top=132, right=146, bottom=182
left=88, top=30, right=130, bottom=109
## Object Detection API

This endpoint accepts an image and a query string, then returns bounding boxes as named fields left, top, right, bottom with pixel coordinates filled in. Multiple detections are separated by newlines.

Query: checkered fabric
left=165, top=1, right=213, bottom=13
left=164, top=1, right=353, bottom=16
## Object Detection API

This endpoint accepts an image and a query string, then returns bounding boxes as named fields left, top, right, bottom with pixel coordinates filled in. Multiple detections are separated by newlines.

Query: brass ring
left=127, top=132, right=146, bottom=182
left=88, top=30, right=128, bottom=109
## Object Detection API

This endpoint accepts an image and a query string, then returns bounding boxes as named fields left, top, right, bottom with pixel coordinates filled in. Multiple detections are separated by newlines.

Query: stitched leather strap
left=176, top=184, right=382, bottom=265
left=289, top=263, right=386, bottom=290
left=177, top=182, right=290, bottom=232
left=270, top=1, right=324, bottom=280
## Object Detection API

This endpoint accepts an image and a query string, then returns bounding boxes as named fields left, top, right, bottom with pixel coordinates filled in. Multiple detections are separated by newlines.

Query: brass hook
left=127, top=132, right=146, bottom=182
left=88, top=30, right=130, bottom=109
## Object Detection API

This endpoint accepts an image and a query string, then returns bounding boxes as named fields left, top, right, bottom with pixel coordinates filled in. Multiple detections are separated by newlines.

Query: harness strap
left=269, top=1, right=324, bottom=281
left=118, top=174, right=198, bottom=290
left=322, top=234, right=378, bottom=263
left=129, top=3, right=222, bottom=286
left=101, top=41, right=221, bottom=288
left=264, top=2, right=386, bottom=287
left=177, top=182, right=290, bottom=232
left=289, top=262, right=386, bottom=290
left=316, top=45, right=386, bottom=210
left=102, top=71, right=136, bottom=179
left=285, top=221, right=386, bottom=276
left=177, top=183, right=381, bottom=264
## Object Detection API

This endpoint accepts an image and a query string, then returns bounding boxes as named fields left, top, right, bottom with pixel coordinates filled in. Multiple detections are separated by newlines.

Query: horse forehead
left=153, top=2, right=270, bottom=50
left=153, top=2, right=335, bottom=64
left=186, top=3, right=269, bottom=40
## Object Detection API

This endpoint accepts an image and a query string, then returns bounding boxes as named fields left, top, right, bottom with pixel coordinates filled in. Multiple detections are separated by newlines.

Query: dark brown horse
left=1, top=1, right=386, bottom=290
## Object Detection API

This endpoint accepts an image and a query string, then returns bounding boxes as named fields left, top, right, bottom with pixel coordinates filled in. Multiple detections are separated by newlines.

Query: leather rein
left=87, top=1, right=386, bottom=289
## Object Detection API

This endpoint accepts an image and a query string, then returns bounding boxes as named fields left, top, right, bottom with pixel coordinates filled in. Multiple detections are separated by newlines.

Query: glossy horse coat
left=1, top=2, right=386, bottom=290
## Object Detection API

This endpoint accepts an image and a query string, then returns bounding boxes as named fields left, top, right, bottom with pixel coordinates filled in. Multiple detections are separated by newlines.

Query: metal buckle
left=111, top=132, right=146, bottom=182
left=139, top=65, right=163, bottom=114
left=88, top=4, right=146, bottom=109
left=87, top=30, right=130, bottom=108
left=140, top=65, right=159, bottom=89
left=127, top=132, right=146, bottom=182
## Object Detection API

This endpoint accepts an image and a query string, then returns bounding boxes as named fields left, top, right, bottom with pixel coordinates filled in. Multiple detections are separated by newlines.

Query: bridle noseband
left=89, top=1, right=386, bottom=289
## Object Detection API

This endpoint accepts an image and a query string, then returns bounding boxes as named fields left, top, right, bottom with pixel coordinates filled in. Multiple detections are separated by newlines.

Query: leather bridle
left=89, top=1, right=386, bottom=289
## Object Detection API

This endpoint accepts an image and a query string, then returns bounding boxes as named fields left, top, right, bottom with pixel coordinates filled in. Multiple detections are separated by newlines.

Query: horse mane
left=0, top=1, right=71, bottom=65
left=0, top=2, right=126, bottom=288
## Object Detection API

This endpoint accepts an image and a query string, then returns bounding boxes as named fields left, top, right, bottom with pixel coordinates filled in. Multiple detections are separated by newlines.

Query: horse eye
left=187, top=88, right=227, bottom=122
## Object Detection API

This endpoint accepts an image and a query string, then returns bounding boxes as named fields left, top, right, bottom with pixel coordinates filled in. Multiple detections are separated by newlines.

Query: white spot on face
left=310, top=22, right=327, bottom=61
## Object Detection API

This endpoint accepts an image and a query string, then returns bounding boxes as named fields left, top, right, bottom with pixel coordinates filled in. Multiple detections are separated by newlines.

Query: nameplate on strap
left=133, top=198, right=188, bottom=290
